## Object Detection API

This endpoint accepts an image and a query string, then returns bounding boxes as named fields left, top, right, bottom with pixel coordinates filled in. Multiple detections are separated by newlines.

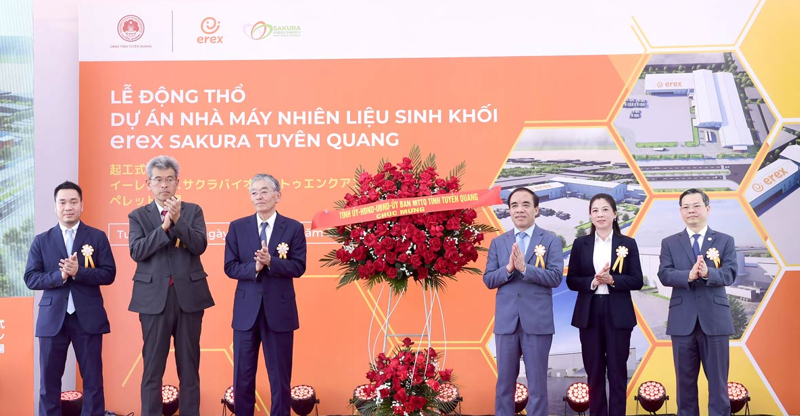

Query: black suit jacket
left=567, top=233, right=643, bottom=329
left=224, top=212, right=307, bottom=332
left=127, top=201, right=215, bottom=314
left=24, top=222, right=116, bottom=336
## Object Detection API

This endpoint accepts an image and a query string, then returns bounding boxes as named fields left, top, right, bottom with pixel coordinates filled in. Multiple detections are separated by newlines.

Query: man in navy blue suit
left=224, top=173, right=307, bottom=416
left=24, top=181, right=116, bottom=416
left=658, top=188, right=737, bottom=416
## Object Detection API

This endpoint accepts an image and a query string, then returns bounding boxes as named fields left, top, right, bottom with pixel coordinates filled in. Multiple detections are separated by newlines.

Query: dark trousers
left=494, top=323, right=552, bottom=416
left=233, top=303, right=295, bottom=416
left=579, top=295, right=632, bottom=416
left=672, top=320, right=730, bottom=416
left=39, top=312, right=105, bottom=416
left=139, top=285, right=204, bottom=416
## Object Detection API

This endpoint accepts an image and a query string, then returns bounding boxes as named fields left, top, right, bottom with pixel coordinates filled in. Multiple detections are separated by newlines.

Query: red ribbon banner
left=311, top=186, right=502, bottom=229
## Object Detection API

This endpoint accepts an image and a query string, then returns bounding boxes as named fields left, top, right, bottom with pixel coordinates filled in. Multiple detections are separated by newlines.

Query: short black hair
left=54, top=181, right=83, bottom=201
left=507, top=188, right=539, bottom=208
left=679, top=188, right=709, bottom=206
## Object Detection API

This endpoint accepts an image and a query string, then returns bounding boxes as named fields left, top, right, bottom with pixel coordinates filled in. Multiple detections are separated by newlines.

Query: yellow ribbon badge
left=175, top=238, right=181, bottom=248
left=277, top=242, right=290, bottom=259
left=612, top=245, right=628, bottom=273
left=706, top=247, right=720, bottom=268
left=81, top=244, right=95, bottom=268
left=533, top=244, right=546, bottom=268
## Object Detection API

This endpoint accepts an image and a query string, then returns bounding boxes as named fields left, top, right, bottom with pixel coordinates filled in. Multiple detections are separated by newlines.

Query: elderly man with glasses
left=128, top=155, right=215, bottom=416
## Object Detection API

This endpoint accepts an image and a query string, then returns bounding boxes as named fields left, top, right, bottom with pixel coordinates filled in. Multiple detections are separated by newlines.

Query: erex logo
left=198, top=17, right=223, bottom=44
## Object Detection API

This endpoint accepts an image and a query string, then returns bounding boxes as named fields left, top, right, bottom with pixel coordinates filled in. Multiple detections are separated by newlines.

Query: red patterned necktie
left=161, top=210, right=170, bottom=231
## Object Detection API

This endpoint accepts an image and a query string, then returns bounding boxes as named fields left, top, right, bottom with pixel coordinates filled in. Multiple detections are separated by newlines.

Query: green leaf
left=448, top=161, right=467, bottom=182
left=409, top=144, right=422, bottom=169
left=376, top=157, right=390, bottom=173
left=417, top=152, right=437, bottom=174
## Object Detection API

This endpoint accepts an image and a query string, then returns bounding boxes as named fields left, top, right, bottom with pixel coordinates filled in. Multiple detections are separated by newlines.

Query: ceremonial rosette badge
left=277, top=242, right=290, bottom=259
left=533, top=244, right=546, bottom=268
left=706, top=247, right=721, bottom=268
left=612, top=245, right=628, bottom=273
left=81, top=244, right=95, bottom=268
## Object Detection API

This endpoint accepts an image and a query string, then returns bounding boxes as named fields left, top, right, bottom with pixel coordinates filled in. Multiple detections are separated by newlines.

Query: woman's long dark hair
left=588, top=193, right=621, bottom=237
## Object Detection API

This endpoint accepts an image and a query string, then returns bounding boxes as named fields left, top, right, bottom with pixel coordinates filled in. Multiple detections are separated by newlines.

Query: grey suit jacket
left=658, top=227, right=736, bottom=336
left=128, top=201, right=215, bottom=314
left=483, top=225, right=564, bottom=335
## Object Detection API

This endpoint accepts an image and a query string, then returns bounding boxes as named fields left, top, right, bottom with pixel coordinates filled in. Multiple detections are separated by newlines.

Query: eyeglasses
left=150, top=177, right=177, bottom=185
left=250, top=189, right=277, bottom=197
left=680, top=203, right=705, bottom=211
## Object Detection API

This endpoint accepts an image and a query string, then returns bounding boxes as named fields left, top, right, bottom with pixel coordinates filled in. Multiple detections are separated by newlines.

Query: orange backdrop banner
left=78, top=54, right=636, bottom=415
left=0, top=297, right=34, bottom=416
left=311, top=187, right=502, bottom=229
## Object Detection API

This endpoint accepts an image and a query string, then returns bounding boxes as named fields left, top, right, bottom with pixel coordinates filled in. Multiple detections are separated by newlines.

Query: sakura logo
left=118, top=15, right=145, bottom=42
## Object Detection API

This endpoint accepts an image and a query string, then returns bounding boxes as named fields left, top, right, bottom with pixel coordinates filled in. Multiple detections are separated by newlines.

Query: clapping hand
left=254, top=241, right=271, bottom=272
left=59, top=252, right=79, bottom=281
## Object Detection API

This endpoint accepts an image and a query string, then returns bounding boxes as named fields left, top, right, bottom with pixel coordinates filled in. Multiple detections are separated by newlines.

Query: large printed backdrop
left=74, top=1, right=800, bottom=415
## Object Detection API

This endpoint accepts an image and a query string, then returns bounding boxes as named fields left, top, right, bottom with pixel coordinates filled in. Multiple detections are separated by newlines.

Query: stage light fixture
left=564, top=382, right=590, bottom=414
left=436, top=382, right=461, bottom=414
left=60, top=390, right=83, bottom=416
left=291, top=384, right=318, bottom=416
left=514, top=382, right=529, bottom=414
left=221, top=385, right=235, bottom=414
left=353, top=384, right=376, bottom=413
left=162, top=384, right=179, bottom=416
left=635, top=381, right=668, bottom=414
left=728, top=382, right=750, bottom=414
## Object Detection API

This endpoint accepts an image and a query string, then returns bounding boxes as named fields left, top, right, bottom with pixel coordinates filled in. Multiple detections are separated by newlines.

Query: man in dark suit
left=128, top=155, right=215, bottom=416
left=483, top=188, right=563, bottom=416
left=224, top=173, right=307, bottom=416
left=24, top=181, right=116, bottom=416
left=658, top=188, right=737, bottom=416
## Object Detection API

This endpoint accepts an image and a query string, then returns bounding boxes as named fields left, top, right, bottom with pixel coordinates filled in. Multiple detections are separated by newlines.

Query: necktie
left=692, top=233, right=701, bottom=258
left=260, top=221, right=269, bottom=247
left=161, top=209, right=169, bottom=231
left=65, top=229, right=76, bottom=314
left=516, top=232, right=528, bottom=256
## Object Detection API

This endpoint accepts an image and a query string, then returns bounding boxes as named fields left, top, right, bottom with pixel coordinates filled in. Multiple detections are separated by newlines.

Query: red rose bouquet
left=352, top=337, right=459, bottom=416
left=321, top=145, right=496, bottom=294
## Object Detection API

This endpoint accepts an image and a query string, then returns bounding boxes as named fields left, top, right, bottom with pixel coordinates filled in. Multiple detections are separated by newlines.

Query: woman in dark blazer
left=567, top=193, right=643, bottom=416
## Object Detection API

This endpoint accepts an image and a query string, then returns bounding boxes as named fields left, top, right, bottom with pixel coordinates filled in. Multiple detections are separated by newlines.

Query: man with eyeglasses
left=128, top=155, right=215, bottom=416
left=223, top=173, right=307, bottom=416
left=658, top=188, right=737, bottom=416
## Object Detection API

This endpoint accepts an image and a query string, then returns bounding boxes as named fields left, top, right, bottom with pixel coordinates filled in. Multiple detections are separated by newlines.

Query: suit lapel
left=525, top=226, right=544, bottom=262
left=584, top=235, right=596, bottom=272
left=678, top=230, right=696, bottom=264
left=611, top=233, right=622, bottom=274
left=702, top=227, right=717, bottom=263
left=50, top=225, right=69, bottom=258
left=269, top=213, right=288, bottom=255
left=71, top=222, right=88, bottom=257
left=248, top=214, right=262, bottom=252
left=502, top=230, right=514, bottom=259
left=146, top=201, right=162, bottom=231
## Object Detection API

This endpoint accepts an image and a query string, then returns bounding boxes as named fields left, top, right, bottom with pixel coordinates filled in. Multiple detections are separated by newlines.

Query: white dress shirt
left=508, top=224, right=535, bottom=276
left=592, top=232, right=613, bottom=294
left=257, top=211, right=277, bottom=247
left=687, top=225, right=709, bottom=279
left=686, top=226, right=708, bottom=255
